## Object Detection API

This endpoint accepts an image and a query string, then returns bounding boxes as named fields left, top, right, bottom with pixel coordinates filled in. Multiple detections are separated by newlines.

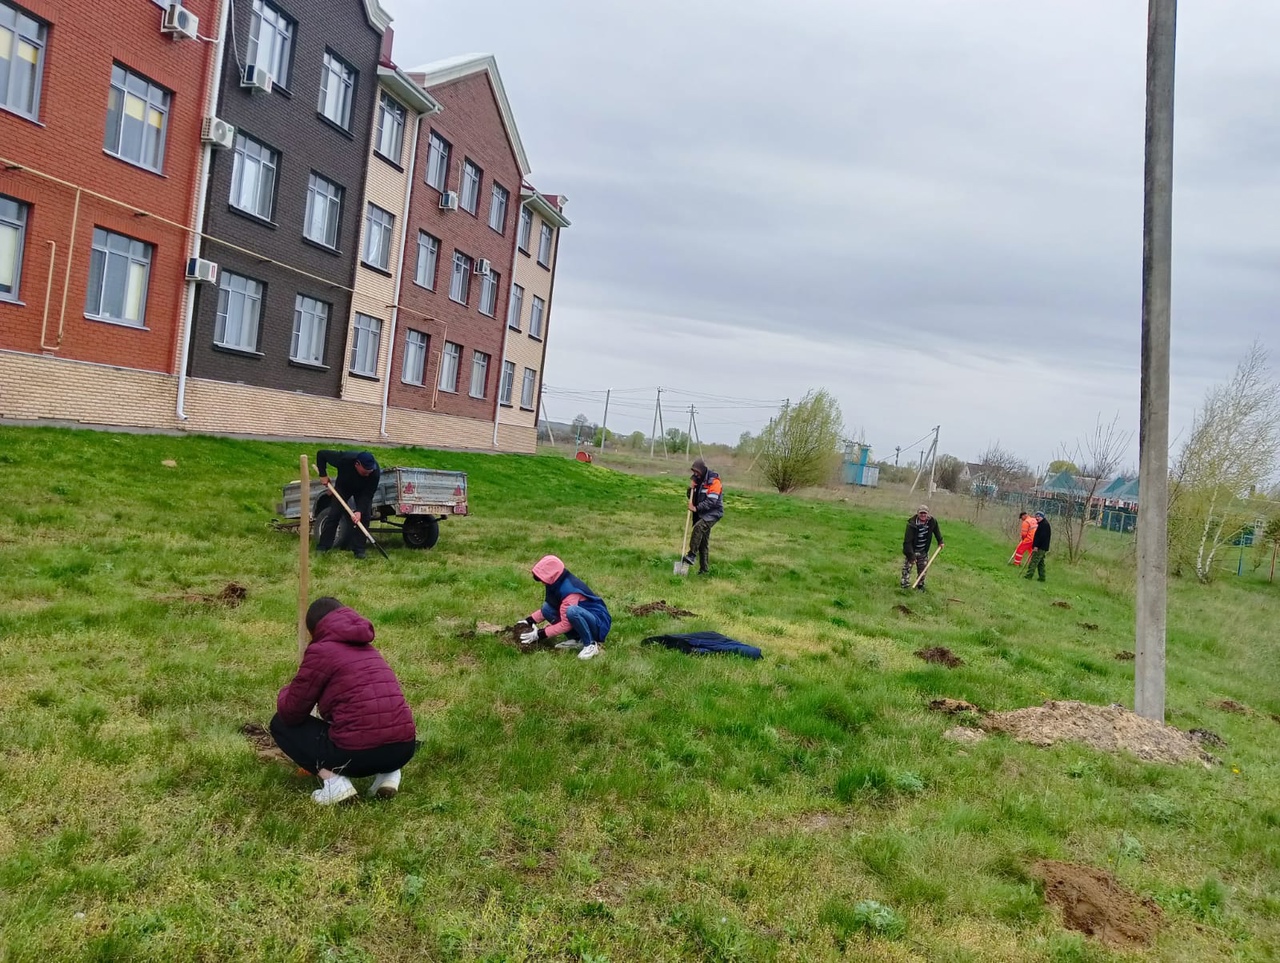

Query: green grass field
left=0, top=426, right=1277, bottom=962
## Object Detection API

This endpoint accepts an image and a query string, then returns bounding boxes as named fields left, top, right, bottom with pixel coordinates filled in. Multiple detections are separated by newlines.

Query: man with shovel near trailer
left=681, top=457, right=724, bottom=576
left=316, top=449, right=381, bottom=560
left=901, top=505, right=944, bottom=591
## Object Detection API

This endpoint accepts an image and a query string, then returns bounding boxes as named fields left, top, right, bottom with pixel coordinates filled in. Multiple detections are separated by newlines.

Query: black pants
left=1024, top=549, right=1047, bottom=581
left=689, top=517, right=718, bottom=572
left=269, top=714, right=416, bottom=778
left=318, top=496, right=367, bottom=558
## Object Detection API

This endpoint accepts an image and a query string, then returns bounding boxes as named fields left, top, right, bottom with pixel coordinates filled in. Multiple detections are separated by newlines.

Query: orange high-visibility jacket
left=1020, top=516, right=1038, bottom=544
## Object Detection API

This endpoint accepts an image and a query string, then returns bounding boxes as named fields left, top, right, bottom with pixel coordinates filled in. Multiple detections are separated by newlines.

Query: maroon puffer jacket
left=276, top=607, right=416, bottom=750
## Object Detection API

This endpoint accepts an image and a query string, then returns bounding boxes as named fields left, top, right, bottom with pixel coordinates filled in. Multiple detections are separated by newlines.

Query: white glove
left=519, top=627, right=539, bottom=645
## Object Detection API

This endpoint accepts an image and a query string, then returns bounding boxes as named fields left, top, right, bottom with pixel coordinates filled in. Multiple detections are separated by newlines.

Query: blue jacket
left=545, top=571, right=612, bottom=634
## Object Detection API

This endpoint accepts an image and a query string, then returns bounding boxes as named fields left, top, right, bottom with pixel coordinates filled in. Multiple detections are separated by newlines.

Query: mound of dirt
left=928, top=698, right=983, bottom=715
left=241, top=722, right=292, bottom=766
left=1188, top=728, right=1226, bottom=748
left=1114, top=651, right=1135, bottom=661
left=1031, top=860, right=1161, bottom=948
left=1079, top=622, right=1099, bottom=631
left=1052, top=600, right=1072, bottom=609
left=892, top=604, right=914, bottom=616
left=982, top=700, right=1216, bottom=766
left=629, top=600, right=695, bottom=618
left=915, top=646, right=964, bottom=668
left=171, top=582, right=248, bottom=606
left=1209, top=699, right=1250, bottom=715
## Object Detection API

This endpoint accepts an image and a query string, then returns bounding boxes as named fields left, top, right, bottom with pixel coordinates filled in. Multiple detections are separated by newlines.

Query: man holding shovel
left=901, top=505, right=944, bottom=590
left=681, top=457, right=724, bottom=576
left=316, top=449, right=380, bottom=559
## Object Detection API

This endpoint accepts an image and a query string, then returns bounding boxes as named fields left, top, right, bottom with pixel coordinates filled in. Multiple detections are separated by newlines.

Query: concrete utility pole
left=1135, top=0, right=1176, bottom=722
left=600, top=389, right=610, bottom=453
left=649, top=387, right=662, bottom=459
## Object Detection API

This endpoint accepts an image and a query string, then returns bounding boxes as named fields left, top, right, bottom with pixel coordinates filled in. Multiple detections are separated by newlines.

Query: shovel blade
left=673, top=560, right=690, bottom=576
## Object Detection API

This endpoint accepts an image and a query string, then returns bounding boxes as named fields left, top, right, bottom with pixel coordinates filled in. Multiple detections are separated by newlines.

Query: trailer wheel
left=402, top=515, right=440, bottom=549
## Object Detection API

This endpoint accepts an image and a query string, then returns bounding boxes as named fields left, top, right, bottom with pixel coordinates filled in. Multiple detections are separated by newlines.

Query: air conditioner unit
left=201, top=116, right=235, bottom=149
left=161, top=3, right=200, bottom=39
left=241, top=64, right=274, bottom=94
left=438, top=191, right=458, bottom=211
left=185, top=257, right=219, bottom=283
left=475, top=258, right=492, bottom=277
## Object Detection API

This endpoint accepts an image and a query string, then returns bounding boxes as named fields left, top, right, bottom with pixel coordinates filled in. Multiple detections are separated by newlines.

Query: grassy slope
left=0, top=426, right=1276, bottom=963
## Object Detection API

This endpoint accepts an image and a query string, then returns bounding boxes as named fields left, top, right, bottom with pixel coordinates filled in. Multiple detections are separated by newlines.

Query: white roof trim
left=407, top=54, right=531, bottom=176
left=520, top=188, right=571, bottom=228
left=377, top=65, right=441, bottom=115
left=363, top=0, right=392, bottom=32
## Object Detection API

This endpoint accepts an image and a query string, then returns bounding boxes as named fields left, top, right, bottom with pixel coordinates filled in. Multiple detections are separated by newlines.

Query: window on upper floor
left=415, top=231, right=439, bottom=289
left=318, top=51, right=355, bottom=130
left=248, top=0, right=293, bottom=88
left=104, top=64, right=170, bottom=173
left=488, top=183, right=509, bottom=234
left=506, top=283, right=523, bottom=331
left=304, top=173, right=343, bottom=249
left=469, top=350, right=489, bottom=399
left=0, top=194, right=27, bottom=302
left=460, top=160, right=482, bottom=214
left=537, top=222, right=554, bottom=267
left=362, top=203, right=394, bottom=271
left=529, top=295, right=545, bottom=339
left=438, top=340, right=461, bottom=393
left=0, top=1, right=46, bottom=120
left=425, top=131, right=450, bottom=191
left=350, top=313, right=382, bottom=377
left=291, top=294, right=329, bottom=365
left=214, top=271, right=265, bottom=353
left=230, top=132, right=278, bottom=221
left=479, top=268, right=499, bottom=317
left=520, top=367, right=537, bottom=409
left=517, top=206, right=532, bottom=252
left=85, top=227, right=152, bottom=327
left=375, top=91, right=406, bottom=163
left=449, top=250, right=471, bottom=304
left=402, top=329, right=428, bottom=385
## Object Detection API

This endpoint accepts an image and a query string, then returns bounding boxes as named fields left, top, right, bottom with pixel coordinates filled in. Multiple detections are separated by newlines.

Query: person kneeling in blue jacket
left=518, top=555, right=612, bottom=661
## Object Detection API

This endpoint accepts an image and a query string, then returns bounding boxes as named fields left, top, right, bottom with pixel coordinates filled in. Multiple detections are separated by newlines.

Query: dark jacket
left=541, top=570, right=612, bottom=636
left=277, top=607, right=415, bottom=750
left=690, top=469, right=725, bottom=522
left=903, top=516, right=943, bottom=558
left=317, top=449, right=381, bottom=519
left=1032, top=517, right=1052, bottom=551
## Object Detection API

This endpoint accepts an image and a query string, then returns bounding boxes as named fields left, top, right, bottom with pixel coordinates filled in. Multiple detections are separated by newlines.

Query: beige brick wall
left=0, top=350, right=179, bottom=428
left=507, top=217, right=555, bottom=430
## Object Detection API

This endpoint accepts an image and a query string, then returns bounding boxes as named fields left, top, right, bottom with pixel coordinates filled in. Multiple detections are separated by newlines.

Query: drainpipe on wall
left=175, top=0, right=231, bottom=422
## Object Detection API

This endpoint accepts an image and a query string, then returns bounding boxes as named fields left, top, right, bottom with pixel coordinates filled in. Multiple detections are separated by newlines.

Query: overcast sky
left=383, top=0, right=1280, bottom=469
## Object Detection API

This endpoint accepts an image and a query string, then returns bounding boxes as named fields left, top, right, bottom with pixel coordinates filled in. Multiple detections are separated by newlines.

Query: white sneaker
left=578, top=643, right=601, bottom=660
left=311, top=774, right=357, bottom=806
left=368, top=770, right=401, bottom=798
left=555, top=639, right=584, bottom=651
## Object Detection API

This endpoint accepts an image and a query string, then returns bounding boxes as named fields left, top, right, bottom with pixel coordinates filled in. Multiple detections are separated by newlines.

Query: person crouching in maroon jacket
left=270, top=597, right=417, bottom=805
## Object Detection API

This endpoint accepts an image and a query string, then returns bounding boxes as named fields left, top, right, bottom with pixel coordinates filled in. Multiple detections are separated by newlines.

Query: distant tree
left=625, top=430, right=647, bottom=451
left=735, top=431, right=758, bottom=457
left=935, top=454, right=964, bottom=493
left=665, top=427, right=691, bottom=452
left=592, top=427, right=614, bottom=448
left=1047, top=459, right=1080, bottom=476
left=1055, top=414, right=1132, bottom=563
left=970, top=443, right=1031, bottom=520
left=756, top=390, right=844, bottom=493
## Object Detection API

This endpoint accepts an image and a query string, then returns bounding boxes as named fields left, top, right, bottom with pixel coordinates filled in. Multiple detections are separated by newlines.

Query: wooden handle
left=681, top=509, right=693, bottom=555
left=324, top=481, right=390, bottom=560
left=913, top=544, right=942, bottom=589
left=298, top=455, right=310, bottom=663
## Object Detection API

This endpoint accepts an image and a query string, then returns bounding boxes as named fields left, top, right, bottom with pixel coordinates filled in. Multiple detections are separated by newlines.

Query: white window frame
left=402, top=329, right=427, bottom=385
left=469, top=350, right=489, bottom=399
left=520, top=367, right=537, bottom=409
left=425, top=131, right=450, bottom=191
left=438, top=340, right=461, bottom=393
left=537, top=222, right=554, bottom=267
left=291, top=294, right=329, bottom=365
left=318, top=51, right=355, bottom=129
left=415, top=231, right=439, bottom=289
left=460, top=160, right=482, bottom=214
left=0, top=194, right=27, bottom=302
left=349, top=312, right=382, bottom=377
left=375, top=91, right=406, bottom=163
left=85, top=227, right=152, bottom=327
left=517, top=206, right=532, bottom=252
left=479, top=269, right=499, bottom=317
left=362, top=203, right=394, bottom=271
left=529, top=295, right=546, bottom=339
left=499, top=360, right=515, bottom=406
left=488, top=183, right=508, bottom=233
left=104, top=63, right=170, bottom=173
left=304, top=172, right=342, bottom=249
left=213, top=271, right=264, bottom=352
left=0, top=1, right=46, bottom=120
left=247, top=0, right=293, bottom=88
left=230, top=131, right=278, bottom=220
left=506, top=283, right=523, bottom=331
left=448, top=251, right=471, bottom=304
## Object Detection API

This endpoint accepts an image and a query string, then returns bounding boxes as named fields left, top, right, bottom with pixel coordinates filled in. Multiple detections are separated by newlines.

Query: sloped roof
left=520, top=185, right=571, bottom=228
left=407, top=54, right=531, bottom=176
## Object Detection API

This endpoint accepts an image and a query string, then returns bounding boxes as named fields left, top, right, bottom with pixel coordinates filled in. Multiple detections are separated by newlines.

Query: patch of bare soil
left=1079, top=622, right=1099, bottom=631
left=1208, top=699, right=1250, bottom=715
left=1031, top=860, right=1161, bottom=948
left=796, top=813, right=855, bottom=833
left=1188, top=728, right=1226, bottom=748
left=629, top=600, right=695, bottom=618
left=1052, top=600, right=1073, bottom=609
left=982, top=700, right=1216, bottom=766
left=927, top=698, right=983, bottom=715
left=1114, top=651, right=1135, bottom=661
left=943, top=726, right=987, bottom=744
left=892, top=604, right=914, bottom=616
left=169, top=582, right=248, bottom=606
left=915, top=646, right=964, bottom=668
left=240, top=722, right=292, bottom=766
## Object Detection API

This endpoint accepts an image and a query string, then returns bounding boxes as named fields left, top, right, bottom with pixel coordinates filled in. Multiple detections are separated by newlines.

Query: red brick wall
left=0, top=0, right=214, bottom=372
left=389, top=70, right=520, bottom=422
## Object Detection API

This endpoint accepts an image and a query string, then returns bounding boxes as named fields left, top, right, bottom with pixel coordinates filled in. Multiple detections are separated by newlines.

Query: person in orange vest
left=1012, top=511, right=1038, bottom=565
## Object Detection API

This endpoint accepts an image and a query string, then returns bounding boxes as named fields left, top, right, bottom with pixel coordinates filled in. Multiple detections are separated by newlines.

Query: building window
left=375, top=91, right=405, bottom=162
left=0, top=195, right=27, bottom=301
left=85, top=227, right=151, bottom=327
left=230, top=132, right=278, bottom=220
left=402, top=329, right=427, bottom=385
left=438, top=341, right=461, bottom=393
left=506, top=283, right=523, bottom=331
left=291, top=294, right=329, bottom=365
left=517, top=206, right=532, bottom=252
left=529, top=295, right=545, bottom=339
left=0, top=1, right=46, bottom=120
left=449, top=251, right=471, bottom=304
left=425, top=132, right=450, bottom=191
left=460, top=160, right=482, bottom=214
left=469, top=350, right=490, bottom=399
left=349, top=313, right=382, bottom=377
left=537, top=223, right=554, bottom=267
left=479, top=268, right=499, bottom=317
left=415, top=231, right=439, bottom=289
left=499, top=360, right=515, bottom=406
left=213, top=271, right=264, bottom=351
left=104, top=64, right=170, bottom=172
left=362, top=203, right=394, bottom=271
left=488, top=183, right=508, bottom=233
left=247, top=0, right=293, bottom=87
left=520, top=367, right=537, bottom=409
left=304, top=173, right=342, bottom=248
left=318, top=51, right=355, bottom=129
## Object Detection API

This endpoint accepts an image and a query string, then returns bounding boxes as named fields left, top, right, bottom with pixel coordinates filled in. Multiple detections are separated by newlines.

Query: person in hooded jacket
left=270, top=597, right=417, bottom=805
left=901, top=505, right=944, bottom=590
left=518, top=555, right=612, bottom=661
left=682, top=457, right=724, bottom=575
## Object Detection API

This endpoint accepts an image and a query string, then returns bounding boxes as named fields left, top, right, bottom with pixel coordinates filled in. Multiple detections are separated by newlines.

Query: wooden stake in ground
left=298, top=454, right=310, bottom=663
left=913, top=544, right=943, bottom=589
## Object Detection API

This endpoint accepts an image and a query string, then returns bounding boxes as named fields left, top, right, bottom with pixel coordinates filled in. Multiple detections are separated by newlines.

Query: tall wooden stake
left=298, top=454, right=310, bottom=663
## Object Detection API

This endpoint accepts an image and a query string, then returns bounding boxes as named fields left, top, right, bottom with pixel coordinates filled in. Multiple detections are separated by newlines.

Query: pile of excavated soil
left=928, top=698, right=983, bottom=715
left=1031, top=860, right=1161, bottom=948
left=915, top=646, right=964, bottom=668
left=241, top=722, right=292, bottom=766
left=1114, top=651, right=1135, bottom=661
left=1079, top=622, right=1099, bottom=631
left=629, top=600, right=695, bottom=618
left=1052, top=600, right=1073, bottom=609
left=1209, top=699, right=1250, bottom=715
left=982, top=700, right=1216, bottom=766
left=171, top=582, right=248, bottom=606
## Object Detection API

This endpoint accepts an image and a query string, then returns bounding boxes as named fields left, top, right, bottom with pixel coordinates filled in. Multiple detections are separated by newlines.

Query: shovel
left=674, top=509, right=693, bottom=576
left=912, top=544, right=943, bottom=589
left=323, top=481, right=390, bottom=560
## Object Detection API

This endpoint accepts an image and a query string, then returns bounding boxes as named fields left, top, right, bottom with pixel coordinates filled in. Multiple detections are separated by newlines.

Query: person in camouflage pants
left=901, top=505, right=944, bottom=590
